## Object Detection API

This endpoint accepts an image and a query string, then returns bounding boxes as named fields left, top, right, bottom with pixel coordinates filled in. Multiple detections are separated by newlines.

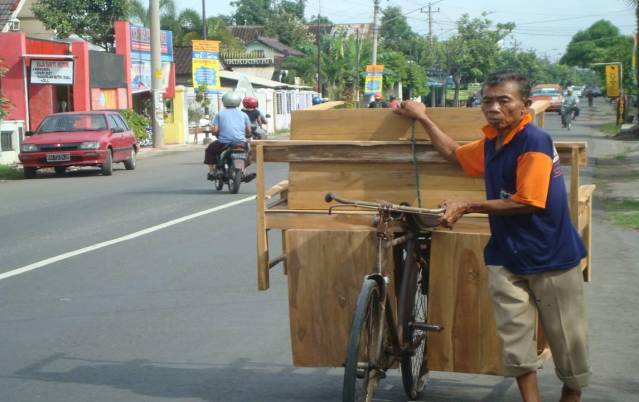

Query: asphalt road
left=1, top=104, right=638, bottom=402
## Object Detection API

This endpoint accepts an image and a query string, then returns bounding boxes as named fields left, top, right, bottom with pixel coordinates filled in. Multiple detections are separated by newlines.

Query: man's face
left=480, top=81, right=530, bottom=132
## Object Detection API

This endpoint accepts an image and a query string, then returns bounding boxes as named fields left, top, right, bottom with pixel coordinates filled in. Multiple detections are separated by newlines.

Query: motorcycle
left=249, top=113, right=271, bottom=140
left=213, top=142, right=254, bottom=194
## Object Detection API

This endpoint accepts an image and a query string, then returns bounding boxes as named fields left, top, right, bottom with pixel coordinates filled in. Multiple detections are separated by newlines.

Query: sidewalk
left=137, top=143, right=203, bottom=160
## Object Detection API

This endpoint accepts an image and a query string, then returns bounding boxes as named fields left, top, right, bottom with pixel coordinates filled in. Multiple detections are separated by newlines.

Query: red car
left=19, top=111, right=138, bottom=178
left=530, top=84, right=563, bottom=112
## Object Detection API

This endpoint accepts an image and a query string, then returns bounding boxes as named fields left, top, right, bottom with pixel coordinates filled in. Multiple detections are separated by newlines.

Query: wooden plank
left=427, top=231, right=503, bottom=374
left=266, top=211, right=376, bottom=231
left=257, top=140, right=587, bottom=167
left=570, top=147, right=580, bottom=226
left=307, top=101, right=345, bottom=110
left=256, top=145, right=270, bottom=290
left=290, top=108, right=486, bottom=141
left=286, top=230, right=394, bottom=367
left=288, top=162, right=485, bottom=210
left=265, top=180, right=289, bottom=199
left=578, top=184, right=596, bottom=282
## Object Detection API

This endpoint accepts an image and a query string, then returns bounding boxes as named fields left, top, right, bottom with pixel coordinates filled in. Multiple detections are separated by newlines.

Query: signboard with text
left=605, top=64, right=620, bottom=97
left=364, top=65, right=384, bottom=95
left=192, top=40, right=221, bottom=93
left=30, top=60, right=74, bottom=85
left=129, top=25, right=173, bottom=94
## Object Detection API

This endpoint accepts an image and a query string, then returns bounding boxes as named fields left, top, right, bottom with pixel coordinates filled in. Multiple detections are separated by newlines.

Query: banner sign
left=192, top=40, right=221, bottom=94
left=364, top=65, right=384, bottom=95
left=129, top=25, right=173, bottom=93
left=130, top=25, right=174, bottom=62
left=605, top=64, right=620, bottom=97
left=30, top=60, right=74, bottom=84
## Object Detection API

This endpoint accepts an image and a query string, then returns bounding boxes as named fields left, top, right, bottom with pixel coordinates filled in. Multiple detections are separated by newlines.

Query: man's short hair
left=482, top=71, right=531, bottom=101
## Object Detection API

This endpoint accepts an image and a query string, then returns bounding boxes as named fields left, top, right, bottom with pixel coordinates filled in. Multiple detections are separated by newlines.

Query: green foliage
left=119, top=109, right=150, bottom=142
left=231, top=0, right=272, bottom=25
left=33, top=0, right=130, bottom=50
left=0, top=61, right=10, bottom=121
left=380, top=6, right=416, bottom=55
left=0, top=165, right=23, bottom=180
left=207, top=17, right=243, bottom=49
left=309, top=15, right=331, bottom=24
left=275, top=0, right=305, bottom=20
left=264, top=11, right=311, bottom=47
left=560, top=20, right=634, bottom=93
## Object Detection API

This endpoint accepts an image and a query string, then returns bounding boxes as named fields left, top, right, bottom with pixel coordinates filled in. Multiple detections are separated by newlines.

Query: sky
left=180, top=0, right=637, bottom=62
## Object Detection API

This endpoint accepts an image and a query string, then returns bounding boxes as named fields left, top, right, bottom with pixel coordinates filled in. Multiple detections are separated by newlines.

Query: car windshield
left=38, top=114, right=107, bottom=133
left=532, top=89, right=560, bottom=97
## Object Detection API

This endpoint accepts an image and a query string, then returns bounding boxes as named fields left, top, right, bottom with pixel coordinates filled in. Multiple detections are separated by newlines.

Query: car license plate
left=46, top=153, right=70, bottom=162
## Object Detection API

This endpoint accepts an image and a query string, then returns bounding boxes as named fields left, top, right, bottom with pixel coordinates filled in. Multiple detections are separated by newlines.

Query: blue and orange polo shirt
left=455, top=114, right=586, bottom=275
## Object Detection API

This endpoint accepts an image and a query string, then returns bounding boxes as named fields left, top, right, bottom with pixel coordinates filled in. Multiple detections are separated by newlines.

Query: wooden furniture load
left=254, top=102, right=595, bottom=373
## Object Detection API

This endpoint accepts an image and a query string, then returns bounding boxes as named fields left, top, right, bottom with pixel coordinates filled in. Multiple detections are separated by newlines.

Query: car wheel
left=123, top=148, right=136, bottom=170
left=24, top=167, right=37, bottom=179
left=54, top=166, right=66, bottom=175
left=101, top=149, right=113, bottom=176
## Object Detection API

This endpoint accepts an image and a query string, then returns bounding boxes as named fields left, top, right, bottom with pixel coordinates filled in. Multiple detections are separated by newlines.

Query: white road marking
left=0, top=195, right=256, bottom=281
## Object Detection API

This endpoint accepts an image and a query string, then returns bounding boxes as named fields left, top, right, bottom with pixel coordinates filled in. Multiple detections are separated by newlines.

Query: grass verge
left=605, top=199, right=639, bottom=230
left=600, top=122, right=621, bottom=136
left=0, top=165, right=23, bottom=180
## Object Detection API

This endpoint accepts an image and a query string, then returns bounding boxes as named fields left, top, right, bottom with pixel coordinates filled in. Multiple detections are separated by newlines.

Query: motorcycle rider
left=241, top=96, right=268, bottom=139
left=368, top=93, right=390, bottom=108
left=204, top=92, right=251, bottom=180
left=561, top=87, right=579, bottom=127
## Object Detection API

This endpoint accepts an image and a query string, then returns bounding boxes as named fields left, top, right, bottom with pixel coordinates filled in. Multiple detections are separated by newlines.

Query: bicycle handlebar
left=325, top=192, right=444, bottom=216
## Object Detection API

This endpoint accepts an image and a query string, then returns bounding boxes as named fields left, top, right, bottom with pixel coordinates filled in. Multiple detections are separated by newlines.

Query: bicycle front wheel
left=399, top=249, right=429, bottom=400
left=343, top=278, right=384, bottom=402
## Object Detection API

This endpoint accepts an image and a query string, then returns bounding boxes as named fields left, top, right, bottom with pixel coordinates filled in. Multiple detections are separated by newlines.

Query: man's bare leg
left=516, top=371, right=541, bottom=402
left=560, top=385, right=582, bottom=402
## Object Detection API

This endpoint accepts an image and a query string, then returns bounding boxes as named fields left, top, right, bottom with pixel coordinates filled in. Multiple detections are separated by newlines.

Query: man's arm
left=439, top=199, right=540, bottom=228
left=394, top=101, right=460, bottom=164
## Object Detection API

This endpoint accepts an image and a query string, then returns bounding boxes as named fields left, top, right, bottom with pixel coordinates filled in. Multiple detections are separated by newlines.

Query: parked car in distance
left=19, top=111, right=138, bottom=179
left=572, top=85, right=585, bottom=97
left=530, top=84, right=563, bottom=112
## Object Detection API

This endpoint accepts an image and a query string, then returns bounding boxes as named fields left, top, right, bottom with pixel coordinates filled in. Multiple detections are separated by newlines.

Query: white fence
left=186, top=87, right=318, bottom=135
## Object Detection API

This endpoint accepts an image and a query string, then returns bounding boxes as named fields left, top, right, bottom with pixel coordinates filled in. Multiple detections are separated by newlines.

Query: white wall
left=0, top=120, right=25, bottom=165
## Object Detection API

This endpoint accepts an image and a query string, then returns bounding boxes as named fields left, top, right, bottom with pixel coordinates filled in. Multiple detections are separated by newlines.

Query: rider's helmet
left=222, top=92, right=242, bottom=108
left=312, top=96, right=322, bottom=105
left=374, top=93, right=384, bottom=101
left=242, top=96, right=258, bottom=109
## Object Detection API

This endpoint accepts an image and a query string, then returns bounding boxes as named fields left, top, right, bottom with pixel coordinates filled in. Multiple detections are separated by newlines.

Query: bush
left=119, top=109, right=150, bottom=142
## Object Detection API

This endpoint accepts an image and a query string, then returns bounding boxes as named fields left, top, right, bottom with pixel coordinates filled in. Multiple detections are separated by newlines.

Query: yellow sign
left=605, top=64, right=620, bottom=97
left=364, top=65, right=384, bottom=95
left=192, top=40, right=220, bottom=93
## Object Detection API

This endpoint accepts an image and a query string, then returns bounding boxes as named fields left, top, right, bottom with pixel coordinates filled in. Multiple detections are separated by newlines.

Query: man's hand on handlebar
left=438, top=200, right=470, bottom=228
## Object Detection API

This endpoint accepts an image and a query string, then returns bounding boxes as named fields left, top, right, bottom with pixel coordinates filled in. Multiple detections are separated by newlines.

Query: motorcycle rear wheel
left=228, top=168, right=242, bottom=194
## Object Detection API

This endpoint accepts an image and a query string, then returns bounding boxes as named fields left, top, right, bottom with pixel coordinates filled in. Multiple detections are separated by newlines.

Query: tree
left=560, top=19, right=633, bottom=93
left=231, top=0, right=272, bottom=25
left=275, top=0, right=305, bottom=20
left=439, top=14, right=514, bottom=105
left=128, top=0, right=177, bottom=27
left=309, top=15, right=331, bottom=24
left=380, top=6, right=416, bottom=55
left=32, top=0, right=130, bottom=50
left=207, top=17, right=244, bottom=50
left=264, top=10, right=311, bottom=47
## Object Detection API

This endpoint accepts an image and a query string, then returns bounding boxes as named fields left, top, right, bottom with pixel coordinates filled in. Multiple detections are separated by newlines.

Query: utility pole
left=421, top=0, right=441, bottom=46
left=202, top=0, right=207, bottom=39
left=316, top=0, right=321, bottom=96
left=150, top=0, right=164, bottom=147
left=368, top=0, right=380, bottom=103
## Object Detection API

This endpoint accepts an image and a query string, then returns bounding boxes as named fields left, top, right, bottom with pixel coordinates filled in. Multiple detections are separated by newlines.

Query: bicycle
left=325, top=193, right=445, bottom=402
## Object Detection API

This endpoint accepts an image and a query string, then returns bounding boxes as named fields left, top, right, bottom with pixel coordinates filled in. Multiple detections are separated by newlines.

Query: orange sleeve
left=511, top=152, right=553, bottom=208
left=455, top=139, right=484, bottom=177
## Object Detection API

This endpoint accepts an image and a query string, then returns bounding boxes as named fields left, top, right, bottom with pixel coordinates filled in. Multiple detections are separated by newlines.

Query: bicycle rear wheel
left=399, top=245, right=429, bottom=400
left=343, top=278, right=384, bottom=402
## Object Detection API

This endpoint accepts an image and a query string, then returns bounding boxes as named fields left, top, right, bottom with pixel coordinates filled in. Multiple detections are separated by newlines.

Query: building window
left=1, top=130, right=14, bottom=151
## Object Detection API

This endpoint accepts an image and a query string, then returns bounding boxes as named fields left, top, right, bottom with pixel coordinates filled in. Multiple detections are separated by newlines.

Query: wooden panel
left=288, top=162, right=486, bottom=210
left=578, top=184, right=596, bottom=282
left=427, top=231, right=503, bottom=375
left=427, top=230, right=550, bottom=375
left=307, top=101, right=345, bottom=110
left=290, top=108, right=486, bottom=141
left=256, top=145, right=270, bottom=290
left=286, top=230, right=394, bottom=367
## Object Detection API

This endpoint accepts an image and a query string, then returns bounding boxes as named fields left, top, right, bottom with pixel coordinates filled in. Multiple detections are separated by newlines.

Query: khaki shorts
left=487, top=265, right=591, bottom=390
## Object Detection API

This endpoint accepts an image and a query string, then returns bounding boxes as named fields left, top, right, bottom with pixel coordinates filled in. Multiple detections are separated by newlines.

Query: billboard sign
left=30, top=60, right=74, bottom=85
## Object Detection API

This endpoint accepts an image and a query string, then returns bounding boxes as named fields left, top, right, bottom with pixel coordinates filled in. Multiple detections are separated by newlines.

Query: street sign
left=605, top=64, right=620, bottom=97
left=30, top=60, right=74, bottom=85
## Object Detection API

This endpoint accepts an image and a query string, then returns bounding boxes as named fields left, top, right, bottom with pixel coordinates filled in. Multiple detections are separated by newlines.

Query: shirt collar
left=481, top=113, right=533, bottom=146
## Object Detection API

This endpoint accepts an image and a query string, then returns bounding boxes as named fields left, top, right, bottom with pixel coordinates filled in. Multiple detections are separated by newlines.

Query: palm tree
left=128, top=0, right=177, bottom=27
